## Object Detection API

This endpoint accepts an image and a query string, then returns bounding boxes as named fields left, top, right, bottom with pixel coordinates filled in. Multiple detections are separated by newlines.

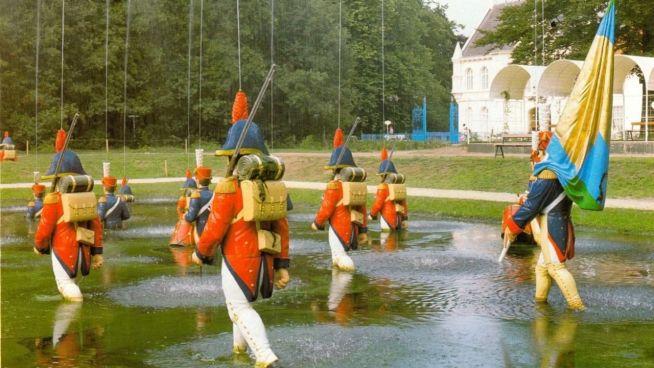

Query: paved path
left=3, top=177, right=652, bottom=211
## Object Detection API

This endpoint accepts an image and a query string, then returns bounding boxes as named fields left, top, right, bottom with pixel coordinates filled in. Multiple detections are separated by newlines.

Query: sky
left=435, top=0, right=493, bottom=37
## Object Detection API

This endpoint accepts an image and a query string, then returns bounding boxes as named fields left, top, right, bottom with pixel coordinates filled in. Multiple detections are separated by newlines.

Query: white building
left=451, top=1, right=653, bottom=141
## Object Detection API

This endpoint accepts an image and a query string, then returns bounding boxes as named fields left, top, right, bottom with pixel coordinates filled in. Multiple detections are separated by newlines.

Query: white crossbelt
left=542, top=192, right=566, bottom=214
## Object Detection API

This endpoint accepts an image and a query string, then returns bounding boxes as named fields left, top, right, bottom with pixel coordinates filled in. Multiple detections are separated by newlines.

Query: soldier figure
left=192, top=91, right=290, bottom=367
left=185, top=150, right=213, bottom=243
left=27, top=183, right=46, bottom=220
left=369, top=147, right=408, bottom=232
left=97, top=163, right=131, bottom=230
left=34, top=129, right=103, bottom=302
left=312, top=128, right=368, bottom=272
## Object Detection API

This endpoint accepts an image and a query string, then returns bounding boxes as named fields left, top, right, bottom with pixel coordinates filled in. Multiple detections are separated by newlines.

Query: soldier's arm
left=313, top=181, right=340, bottom=229
left=184, top=191, right=201, bottom=222
left=370, top=184, right=388, bottom=218
left=195, top=180, right=236, bottom=264
left=507, top=179, right=552, bottom=234
left=97, top=197, right=107, bottom=219
left=89, top=216, right=104, bottom=251
left=34, top=193, right=58, bottom=253
left=272, top=217, right=290, bottom=269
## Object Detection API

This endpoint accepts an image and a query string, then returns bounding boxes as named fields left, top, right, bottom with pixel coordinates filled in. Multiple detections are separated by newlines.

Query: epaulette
left=215, top=177, right=237, bottom=194
left=44, top=192, right=59, bottom=204
left=191, top=190, right=201, bottom=199
left=537, top=170, right=558, bottom=180
left=327, top=180, right=340, bottom=190
left=377, top=183, right=388, bottom=190
left=98, top=196, right=107, bottom=203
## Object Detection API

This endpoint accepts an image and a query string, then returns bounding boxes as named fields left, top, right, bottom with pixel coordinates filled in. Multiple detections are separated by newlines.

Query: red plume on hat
left=380, top=146, right=388, bottom=161
left=231, top=90, right=249, bottom=123
left=55, top=129, right=66, bottom=152
left=122, top=176, right=128, bottom=186
left=185, top=169, right=192, bottom=179
left=333, top=128, right=344, bottom=148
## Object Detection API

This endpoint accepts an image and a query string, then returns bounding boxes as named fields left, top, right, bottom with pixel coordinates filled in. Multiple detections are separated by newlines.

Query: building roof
left=461, top=2, right=517, bottom=58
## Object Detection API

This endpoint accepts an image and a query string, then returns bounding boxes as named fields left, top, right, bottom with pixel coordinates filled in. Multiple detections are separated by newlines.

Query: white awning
left=488, top=65, right=545, bottom=100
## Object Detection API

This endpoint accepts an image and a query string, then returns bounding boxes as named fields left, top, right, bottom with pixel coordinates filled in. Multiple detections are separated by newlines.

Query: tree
left=476, top=0, right=654, bottom=65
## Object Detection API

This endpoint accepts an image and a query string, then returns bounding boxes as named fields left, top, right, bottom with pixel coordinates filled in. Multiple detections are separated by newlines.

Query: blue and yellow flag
left=534, top=0, right=615, bottom=210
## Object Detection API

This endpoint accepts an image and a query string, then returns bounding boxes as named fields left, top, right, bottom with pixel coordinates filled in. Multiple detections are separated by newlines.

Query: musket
left=50, top=113, right=80, bottom=193
left=225, top=64, right=276, bottom=177
left=334, top=117, right=361, bottom=167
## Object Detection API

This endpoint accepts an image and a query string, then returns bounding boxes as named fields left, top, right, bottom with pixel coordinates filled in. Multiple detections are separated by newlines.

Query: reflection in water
left=533, top=307, right=578, bottom=367
left=328, top=269, right=354, bottom=325
left=34, top=303, right=105, bottom=367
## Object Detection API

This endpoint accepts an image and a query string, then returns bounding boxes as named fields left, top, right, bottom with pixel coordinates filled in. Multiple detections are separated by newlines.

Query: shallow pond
left=1, top=202, right=653, bottom=367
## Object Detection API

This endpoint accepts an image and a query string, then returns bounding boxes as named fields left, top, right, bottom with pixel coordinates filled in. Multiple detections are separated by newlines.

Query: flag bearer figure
left=97, top=163, right=131, bottom=230
left=185, top=149, right=213, bottom=242
left=34, top=129, right=103, bottom=302
left=312, top=128, right=368, bottom=272
left=503, top=167, right=583, bottom=311
left=192, top=91, right=290, bottom=368
left=369, top=147, right=408, bottom=232
left=27, top=183, right=46, bottom=220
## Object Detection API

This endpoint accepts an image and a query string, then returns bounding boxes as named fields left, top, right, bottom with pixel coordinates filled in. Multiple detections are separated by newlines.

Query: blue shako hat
left=43, top=150, right=87, bottom=178
left=376, top=146, right=396, bottom=174
left=325, top=128, right=357, bottom=169
left=215, top=120, right=270, bottom=157
left=378, top=160, right=397, bottom=174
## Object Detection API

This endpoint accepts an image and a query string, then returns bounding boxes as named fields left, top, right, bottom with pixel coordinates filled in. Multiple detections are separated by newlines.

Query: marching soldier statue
left=97, top=162, right=131, bottom=230
left=312, top=125, right=368, bottom=272
left=27, top=181, right=46, bottom=220
left=192, top=83, right=290, bottom=367
left=184, top=149, right=213, bottom=243
left=369, top=146, right=408, bottom=232
left=34, top=124, right=103, bottom=302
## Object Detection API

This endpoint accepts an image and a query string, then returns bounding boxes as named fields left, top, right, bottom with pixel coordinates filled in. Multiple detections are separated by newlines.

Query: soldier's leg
left=221, top=260, right=278, bottom=366
left=540, top=217, right=584, bottom=311
left=232, top=323, right=247, bottom=354
left=51, top=251, right=82, bottom=302
left=379, top=215, right=391, bottom=232
left=534, top=253, right=552, bottom=303
left=328, top=226, right=355, bottom=272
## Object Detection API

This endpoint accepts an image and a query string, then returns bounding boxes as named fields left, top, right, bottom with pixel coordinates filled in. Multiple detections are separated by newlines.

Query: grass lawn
left=2, top=148, right=652, bottom=234
left=4, top=148, right=650, bottom=199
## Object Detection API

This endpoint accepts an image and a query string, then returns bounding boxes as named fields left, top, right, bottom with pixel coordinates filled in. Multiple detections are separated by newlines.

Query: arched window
left=481, top=67, right=488, bottom=89
left=465, top=68, right=473, bottom=90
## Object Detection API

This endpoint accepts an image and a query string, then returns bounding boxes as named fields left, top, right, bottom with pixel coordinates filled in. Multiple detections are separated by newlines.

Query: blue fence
left=361, top=132, right=451, bottom=142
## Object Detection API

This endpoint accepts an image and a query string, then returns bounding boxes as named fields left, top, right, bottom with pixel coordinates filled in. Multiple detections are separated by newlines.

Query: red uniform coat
left=313, top=180, right=367, bottom=250
left=196, top=177, right=290, bottom=302
left=34, top=193, right=103, bottom=277
left=370, top=183, right=408, bottom=230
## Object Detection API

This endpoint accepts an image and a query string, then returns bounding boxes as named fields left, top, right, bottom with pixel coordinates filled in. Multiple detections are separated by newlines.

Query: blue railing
left=361, top=132, right=451, bottom=141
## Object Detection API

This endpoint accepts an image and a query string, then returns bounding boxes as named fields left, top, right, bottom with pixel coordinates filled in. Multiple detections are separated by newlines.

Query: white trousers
left=328, top=226, right=354, bottom=270
left=52, top=250, right=83, bottom=301
left=221, top=259, right=277, bottom=365
left=380, top=216, right=391, bottom=232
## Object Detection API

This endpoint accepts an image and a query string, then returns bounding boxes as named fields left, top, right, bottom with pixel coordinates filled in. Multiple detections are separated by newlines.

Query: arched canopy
left=489, top=65, right=544, bottom=99
left=537, top=60, right=583, bottom=97
left=614, top=54, right=654, bottom=93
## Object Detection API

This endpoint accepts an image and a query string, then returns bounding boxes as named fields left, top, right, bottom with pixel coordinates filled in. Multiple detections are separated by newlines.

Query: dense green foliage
left=476, top=0, right=654, bottom=65
left=0, top=0, right=457, bottom=150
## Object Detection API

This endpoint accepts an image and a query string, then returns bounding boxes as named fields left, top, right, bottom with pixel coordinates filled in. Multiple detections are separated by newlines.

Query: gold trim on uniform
left=537, top=169, right=558, bottom=180
left=215, top=177, right=237, bottom=194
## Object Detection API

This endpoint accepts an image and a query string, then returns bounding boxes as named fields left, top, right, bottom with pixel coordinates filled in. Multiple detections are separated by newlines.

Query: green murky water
left=2, top=201, right=653, bottom=367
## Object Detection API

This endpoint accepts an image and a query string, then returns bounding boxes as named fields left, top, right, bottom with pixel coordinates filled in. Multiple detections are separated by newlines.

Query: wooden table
left=626, top=121, right=654, bottom=140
